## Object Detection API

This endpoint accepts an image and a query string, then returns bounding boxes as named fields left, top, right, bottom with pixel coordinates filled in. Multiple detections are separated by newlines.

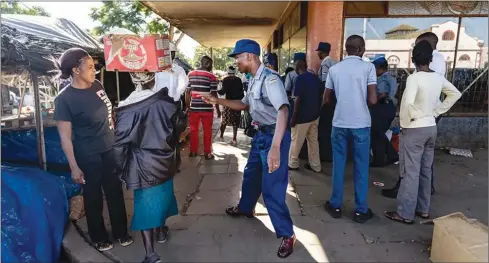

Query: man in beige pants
left=288, top=53, right=323, bottom=173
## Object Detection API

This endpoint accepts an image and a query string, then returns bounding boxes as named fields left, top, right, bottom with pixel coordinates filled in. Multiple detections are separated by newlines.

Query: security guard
left=369, top=57, right=398, bottom=167
left=316, top=42, right=337, bottom=85
left=264, top=52, right=279, bottom=72
left=202, top=39, right=295, bottom=259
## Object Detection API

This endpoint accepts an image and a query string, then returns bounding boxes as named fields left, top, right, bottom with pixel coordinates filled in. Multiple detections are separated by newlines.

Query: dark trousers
left=77, top=149, right=128, bottom=243
left=238, top=130, right=294, bottom=238
left=370, top=102, right=398, bottom=166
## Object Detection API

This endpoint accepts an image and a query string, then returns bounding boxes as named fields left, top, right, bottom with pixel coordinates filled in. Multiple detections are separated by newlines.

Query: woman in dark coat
left=115, top=71, right=180, bottom=263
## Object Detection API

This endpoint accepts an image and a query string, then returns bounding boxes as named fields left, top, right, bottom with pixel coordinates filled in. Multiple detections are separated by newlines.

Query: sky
left=23, top=1, right=200, bottom=58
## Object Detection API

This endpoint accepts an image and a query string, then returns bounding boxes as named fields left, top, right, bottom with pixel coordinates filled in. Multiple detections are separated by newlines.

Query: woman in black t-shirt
left=53, top=48, right=133, bottom=252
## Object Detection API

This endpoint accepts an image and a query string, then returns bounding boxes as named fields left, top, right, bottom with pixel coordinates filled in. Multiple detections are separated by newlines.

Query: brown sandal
left=384, top=211, right=414, bottom=225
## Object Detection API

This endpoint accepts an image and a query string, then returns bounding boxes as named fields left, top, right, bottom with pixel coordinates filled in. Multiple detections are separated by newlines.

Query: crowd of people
left=52, top=32, right=461, bottom=263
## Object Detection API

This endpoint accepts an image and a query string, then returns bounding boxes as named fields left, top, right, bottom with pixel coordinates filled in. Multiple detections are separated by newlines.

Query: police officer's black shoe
left=354, top=209, right=373, bottom=224
left=382, top=178, right=401, bottom=199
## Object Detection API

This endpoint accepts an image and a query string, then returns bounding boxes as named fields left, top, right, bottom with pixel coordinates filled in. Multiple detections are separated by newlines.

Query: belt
left=256, top=124, right=276, bottom=134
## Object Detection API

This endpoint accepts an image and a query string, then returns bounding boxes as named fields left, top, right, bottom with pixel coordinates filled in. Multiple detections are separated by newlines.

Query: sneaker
left=304, top=164, right=320, bottom=173
left=354, top=208, right=373, bottom=224
left=156, top=226, right=169, bottom=244
left=277, top=234, right=296, bottom=258
left=95, top=240, right=114, bottom=252
left=142, top=253, right=162, bottom=263
left=118, top=235, right=134, bottom=247
left=323, top=201, right=342, bottom=218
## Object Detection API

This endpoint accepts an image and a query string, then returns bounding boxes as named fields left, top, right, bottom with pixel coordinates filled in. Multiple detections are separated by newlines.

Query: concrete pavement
left=66, top=122, right=488, bottom=262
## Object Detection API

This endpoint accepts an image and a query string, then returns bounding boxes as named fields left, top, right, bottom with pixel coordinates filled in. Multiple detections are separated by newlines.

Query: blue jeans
left=238, top=130, right=294, bottom=238
left=329, top=127, right=371, bottom=213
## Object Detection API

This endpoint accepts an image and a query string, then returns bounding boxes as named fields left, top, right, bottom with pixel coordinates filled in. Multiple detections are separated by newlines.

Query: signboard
left=103, top=34, right=172, bottom=72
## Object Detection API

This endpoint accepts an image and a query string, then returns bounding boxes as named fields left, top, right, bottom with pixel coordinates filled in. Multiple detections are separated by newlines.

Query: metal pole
left=116, top=70, right=120, bottom=104
left=32, top=71, right=47, bottom=171
left=451, top=17, right=463, bottom=83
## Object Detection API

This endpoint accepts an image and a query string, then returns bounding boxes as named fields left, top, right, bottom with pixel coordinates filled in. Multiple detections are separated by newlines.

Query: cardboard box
left=103, top=34, right=172, bottom=72
left=430, top=212, right=488, bottom=262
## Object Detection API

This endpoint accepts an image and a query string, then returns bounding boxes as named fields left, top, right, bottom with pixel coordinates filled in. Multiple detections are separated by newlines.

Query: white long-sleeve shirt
left=155, top=62, right=188, bottom=102
left=400, top=72, right=461, bottom=129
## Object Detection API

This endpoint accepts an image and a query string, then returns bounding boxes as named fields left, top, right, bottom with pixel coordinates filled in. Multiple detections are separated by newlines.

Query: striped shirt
left=187, top=70, right=218, bottom=112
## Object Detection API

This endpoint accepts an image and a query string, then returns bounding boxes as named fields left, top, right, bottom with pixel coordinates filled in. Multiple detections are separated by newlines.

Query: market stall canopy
left=1, top=14, right=103, bottom=75
left=142, top=1, right=290, bottom=47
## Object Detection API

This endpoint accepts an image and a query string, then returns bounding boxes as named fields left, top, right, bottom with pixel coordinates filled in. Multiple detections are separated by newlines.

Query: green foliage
left=192, top=46, right=235, bottom=71
left=1, top=1, right=50, bottom=16
left=89, top=1, right=169, bottom=36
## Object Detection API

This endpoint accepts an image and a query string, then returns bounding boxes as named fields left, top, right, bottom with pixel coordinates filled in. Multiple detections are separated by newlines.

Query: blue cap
left=228, top=39, right=261, bottom=57
left=264, top=53, right=277, bottom=66
left=293, top=52, right=306, bottom=62
left=316, top=42, right=331, bottom=52
left=372, top=57, right=388, bottom=67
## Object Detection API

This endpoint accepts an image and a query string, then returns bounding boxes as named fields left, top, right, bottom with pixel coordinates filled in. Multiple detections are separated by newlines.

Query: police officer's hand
left=268, top=145, right=280, bottom=173
left=202, top=95, right=217, bottom=105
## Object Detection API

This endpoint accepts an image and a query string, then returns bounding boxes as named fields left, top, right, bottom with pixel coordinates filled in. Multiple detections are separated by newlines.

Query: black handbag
left=175, top=98, right=188, bottom=137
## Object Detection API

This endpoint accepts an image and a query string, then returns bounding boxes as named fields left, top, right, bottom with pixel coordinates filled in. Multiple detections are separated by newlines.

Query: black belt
left=256, top=124, right=276, bottom=134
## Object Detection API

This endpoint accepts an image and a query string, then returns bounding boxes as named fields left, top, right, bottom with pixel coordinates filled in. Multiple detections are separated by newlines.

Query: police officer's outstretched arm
left=201, top=93, right=250, bottom=111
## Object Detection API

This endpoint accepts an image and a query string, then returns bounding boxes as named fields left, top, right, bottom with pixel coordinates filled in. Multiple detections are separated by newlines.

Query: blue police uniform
left=229, top=40, right=294, bottom=239
left=370, top=57, right=398, bottom=167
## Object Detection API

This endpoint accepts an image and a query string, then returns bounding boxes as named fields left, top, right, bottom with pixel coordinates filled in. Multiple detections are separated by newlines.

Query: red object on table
left=103, top=34, right=172, bottom=72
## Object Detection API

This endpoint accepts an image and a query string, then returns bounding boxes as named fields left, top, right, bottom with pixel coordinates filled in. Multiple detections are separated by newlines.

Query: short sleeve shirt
left=325, top=56, right=377, bottom=128
left=53, top=80, right=114, bottom=156
left=318, top=56, right=337, bottom=83
left=377, top=72, right=398, bottom=106
left=242, top=64, right=289, bottom=126
left=293, top=71, right=323, bottom=124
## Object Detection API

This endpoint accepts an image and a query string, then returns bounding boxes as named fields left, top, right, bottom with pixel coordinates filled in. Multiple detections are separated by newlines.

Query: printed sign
left=103, top=34, right=171, bottom=72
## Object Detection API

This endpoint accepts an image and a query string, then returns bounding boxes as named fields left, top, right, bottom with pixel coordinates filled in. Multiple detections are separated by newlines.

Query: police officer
left=369, top=57, right=398, bottom=167
left=264, top=52, right=279, bottom=72
left=316, top=42, right=337, bottom=85
left=202, top=39, right=295, bottom=259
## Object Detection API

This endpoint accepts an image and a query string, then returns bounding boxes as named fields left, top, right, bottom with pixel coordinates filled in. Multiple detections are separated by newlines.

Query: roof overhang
left=142, top=1, right=290, bottom=47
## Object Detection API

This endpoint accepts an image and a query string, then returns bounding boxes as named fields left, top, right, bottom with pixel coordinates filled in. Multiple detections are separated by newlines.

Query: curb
left=62, top=222, right=113, bottom=263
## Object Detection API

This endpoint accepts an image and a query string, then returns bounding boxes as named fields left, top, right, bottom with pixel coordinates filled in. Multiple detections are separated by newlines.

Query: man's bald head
left=415, top=32, right=438, bottom=50
left=345, top=35, right=365, bottom=57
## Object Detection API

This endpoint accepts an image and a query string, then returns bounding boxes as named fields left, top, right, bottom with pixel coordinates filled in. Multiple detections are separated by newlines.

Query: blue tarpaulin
left=1, top=165, right=74, bottom=263
left=1, top=126, right=68, bottom=166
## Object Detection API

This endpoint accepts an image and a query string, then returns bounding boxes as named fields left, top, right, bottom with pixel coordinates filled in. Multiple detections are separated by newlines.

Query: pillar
left=306, top=1, right=345, bottom=73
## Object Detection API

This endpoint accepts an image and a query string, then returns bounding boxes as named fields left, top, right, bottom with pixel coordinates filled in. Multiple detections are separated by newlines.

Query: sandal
left=415, top=211, right=430, bottom=219
left=384, top=211, right=414, bottom=225
left=95, top=240, right=114, bottom=252
left=204, top=153, right=215, bottom=160
left=188, top=152, right=197, bottom=157
left=225, top=206, right=255, bottom=218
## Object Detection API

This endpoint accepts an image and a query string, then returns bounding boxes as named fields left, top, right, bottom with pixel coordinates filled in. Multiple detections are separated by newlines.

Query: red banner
left=103, top=34, right=172, bottom=72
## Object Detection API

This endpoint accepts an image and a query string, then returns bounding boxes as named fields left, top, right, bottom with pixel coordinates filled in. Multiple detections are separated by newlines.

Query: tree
left=1, top=1, right=50, bottom=16
left=193, top=46, right=235, bottom=71
left=90, top=1, right=185, bottom=46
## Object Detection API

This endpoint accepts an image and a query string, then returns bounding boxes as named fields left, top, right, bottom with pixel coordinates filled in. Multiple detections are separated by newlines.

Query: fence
left=391, top=68, right=488, bottom=116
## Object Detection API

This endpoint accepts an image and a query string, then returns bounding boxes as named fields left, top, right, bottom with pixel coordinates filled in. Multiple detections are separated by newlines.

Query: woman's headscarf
left=129, top=72, right=155, bottom=92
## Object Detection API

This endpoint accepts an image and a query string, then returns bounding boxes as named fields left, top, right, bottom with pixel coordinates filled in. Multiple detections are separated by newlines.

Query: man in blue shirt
left=370, top=57, right=399, bottom=167
left=288, top=53, right=323, bottom=173
left=323, top=35, right=378, bottom=223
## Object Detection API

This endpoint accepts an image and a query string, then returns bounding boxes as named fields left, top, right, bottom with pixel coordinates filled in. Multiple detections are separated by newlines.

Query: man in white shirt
left=384, top=41, right=461, bottom=224
left=155, top=42, right=189, bottom=172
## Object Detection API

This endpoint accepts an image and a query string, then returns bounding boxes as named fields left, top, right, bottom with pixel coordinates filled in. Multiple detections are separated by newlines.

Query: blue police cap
left=316, top=42, right=331, bottom=53
left=372, top=57, right=388, bottom=67
left=293, top=52, right=306, bottom=62
left=228, top=39, right=261, bottom=57
left=264, top=53, right=278, bottom=66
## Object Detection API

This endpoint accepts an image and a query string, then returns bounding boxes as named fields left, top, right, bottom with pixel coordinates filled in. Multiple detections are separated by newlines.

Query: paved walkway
left=71, top=121, right=488, bottom=262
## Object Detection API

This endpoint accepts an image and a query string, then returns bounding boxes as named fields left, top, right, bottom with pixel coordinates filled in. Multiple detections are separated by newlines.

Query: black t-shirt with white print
left=54, top=80, right=114, bottom=157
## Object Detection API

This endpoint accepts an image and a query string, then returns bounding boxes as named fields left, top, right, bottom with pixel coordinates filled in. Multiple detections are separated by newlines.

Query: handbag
left=175, top=98, right=188, bottom=137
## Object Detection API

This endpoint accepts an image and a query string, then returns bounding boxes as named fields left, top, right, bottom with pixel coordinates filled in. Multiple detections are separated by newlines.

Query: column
left=306, top=1, right=345, bottom=73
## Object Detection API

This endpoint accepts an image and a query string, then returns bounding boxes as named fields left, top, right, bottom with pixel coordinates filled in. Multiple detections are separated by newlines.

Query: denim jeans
left=329, top=127, right=371, bottom=213
left=238, top=130, right=294, bottom=238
